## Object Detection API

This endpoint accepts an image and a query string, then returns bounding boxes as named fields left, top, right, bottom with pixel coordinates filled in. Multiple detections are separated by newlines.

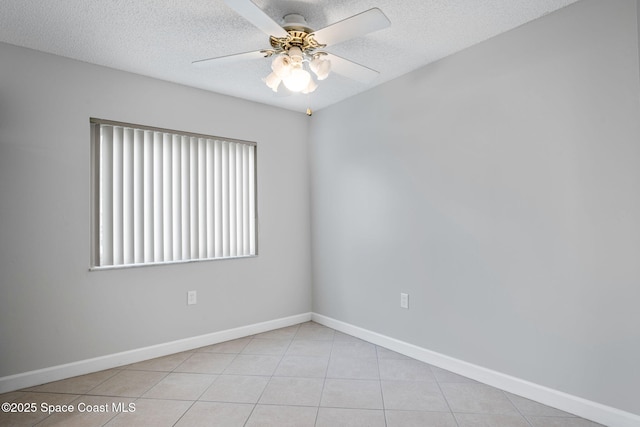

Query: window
left=90, top=118, right=257, bottom=269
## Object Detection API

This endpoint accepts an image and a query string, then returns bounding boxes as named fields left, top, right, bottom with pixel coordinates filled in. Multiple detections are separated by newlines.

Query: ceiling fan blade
left=310, top=8, right=390, bottom=46
left=324, top=53, right=379, bottom=83
left=224, top=0, right=288, bottom=37
left=192, top=50, right=267, bottom=67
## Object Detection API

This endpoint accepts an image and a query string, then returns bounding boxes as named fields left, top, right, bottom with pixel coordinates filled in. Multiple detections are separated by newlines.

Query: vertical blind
left=91, top=119, right=256, bottom=268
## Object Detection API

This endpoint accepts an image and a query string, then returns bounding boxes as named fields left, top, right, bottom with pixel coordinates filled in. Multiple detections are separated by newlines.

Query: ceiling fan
left=193, top=0, right=391, bottom=95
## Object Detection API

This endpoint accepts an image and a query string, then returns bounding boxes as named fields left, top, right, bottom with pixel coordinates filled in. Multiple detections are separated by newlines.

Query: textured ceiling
left=0, top=0, right=580, bottom=113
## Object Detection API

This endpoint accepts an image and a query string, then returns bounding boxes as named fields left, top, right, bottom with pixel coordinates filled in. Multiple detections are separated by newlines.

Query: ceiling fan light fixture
left=263, top=72, right=281, bottom=92
left=309, top=57, right=320, bottom=73
left=302, top=78, right=318, bottom=94
left=271, top=54, right=292, bottom=78
left=310, top=57, right=331, bottom=80
left=283, top=66, right=311, bottom=92
left=195, top=5, right=391, bottom=99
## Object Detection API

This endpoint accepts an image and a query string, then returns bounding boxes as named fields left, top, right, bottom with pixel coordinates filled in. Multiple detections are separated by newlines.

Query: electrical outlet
left=187, top=290, right=197, bottom=305
left=400, top=293, right=409, bottom=309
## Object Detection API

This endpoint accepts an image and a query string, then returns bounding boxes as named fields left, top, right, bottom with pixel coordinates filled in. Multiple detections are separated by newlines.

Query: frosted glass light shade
left=263, top=72, right=281, bottom=92
left=271, top=55, right=291, bottom=78
left=283, top=67, right=311, bottom=92
left=302, top=78, right=318, bottom=94
left=310, top=57, right=331, bottom=80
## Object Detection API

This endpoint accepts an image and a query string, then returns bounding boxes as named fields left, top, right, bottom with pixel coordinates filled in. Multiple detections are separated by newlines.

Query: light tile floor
left=0, top=322, right=606, bottom=426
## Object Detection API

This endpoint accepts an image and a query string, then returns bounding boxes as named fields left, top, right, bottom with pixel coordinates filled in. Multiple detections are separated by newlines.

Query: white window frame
left=90, top=118, right=257, bottom=269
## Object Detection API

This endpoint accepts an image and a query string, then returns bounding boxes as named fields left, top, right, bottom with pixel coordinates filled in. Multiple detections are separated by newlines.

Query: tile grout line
left=38, top=367, right=145, bottom=427
left=313, top=324, right=335, bottom=426
left=375, top=345, right=388, bottom=427
left=429, top=365, right=461, bottom=427
left=239, top=332, right=268, bottom=427
left=126, top=335, right=247, bottom=426
left=158, top=347, right=234, bottom=427
left=168, top=367, right=228, bottom=426
left=242, top=323, right=303, bottom=426
left=503, top=392, right=536, bottom=427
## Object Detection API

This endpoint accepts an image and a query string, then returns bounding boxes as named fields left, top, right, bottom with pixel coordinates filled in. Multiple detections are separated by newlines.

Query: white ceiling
left=0, top=0, right=580, bottom=113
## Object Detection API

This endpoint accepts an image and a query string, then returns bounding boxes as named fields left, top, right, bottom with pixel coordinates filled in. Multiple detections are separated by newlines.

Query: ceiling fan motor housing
left=269, top=13, right=324, bottom=55
left=282, top=14, right=312, bottom=32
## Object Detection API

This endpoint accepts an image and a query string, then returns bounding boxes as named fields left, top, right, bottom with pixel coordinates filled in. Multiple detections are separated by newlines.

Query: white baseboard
left=312, top=313, right=640, bottom=427
left=0, top=312, right=312, bottom=394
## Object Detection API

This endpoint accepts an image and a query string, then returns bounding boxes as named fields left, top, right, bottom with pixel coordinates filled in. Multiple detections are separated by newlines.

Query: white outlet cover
left=187, top=290, right=197, bottom=305
left=400, top=293, right=409, bottom=309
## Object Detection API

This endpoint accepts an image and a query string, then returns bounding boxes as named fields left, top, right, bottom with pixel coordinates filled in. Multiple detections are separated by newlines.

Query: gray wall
left=310, top=0, right=640, bottom=416
left=0, top=42, right=312, bottom=377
